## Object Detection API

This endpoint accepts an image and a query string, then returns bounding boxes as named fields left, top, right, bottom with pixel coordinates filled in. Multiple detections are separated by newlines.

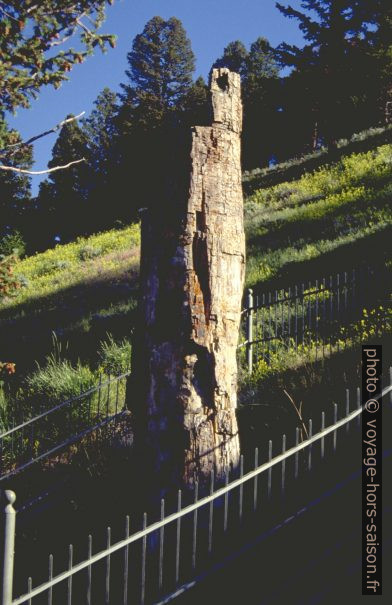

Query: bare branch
left=26, top=4, right=40, bottom=14
left=0, top=112, right=85, bottom=159
left=49, top=32, right=74, bottom=47
left=0, top=3, right=18, bottom=21
left=49, top=10, right=88, bottom=46
left=0, top=158, right=86, bottom=175
left=76, top=17, right=94, bottom=37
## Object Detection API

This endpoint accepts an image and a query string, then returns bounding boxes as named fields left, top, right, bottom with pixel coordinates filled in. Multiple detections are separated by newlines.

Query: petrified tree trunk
left=132, top=69, right=245, bottom=493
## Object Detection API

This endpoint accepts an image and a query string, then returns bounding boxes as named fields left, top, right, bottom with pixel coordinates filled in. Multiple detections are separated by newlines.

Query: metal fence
left=239, top=265, right=387, bottom=373
left=1, top=265, right=386, bottom=478
left=0, top=371, right=131, bottom=482
left=3, top=374, right=390, bottom=605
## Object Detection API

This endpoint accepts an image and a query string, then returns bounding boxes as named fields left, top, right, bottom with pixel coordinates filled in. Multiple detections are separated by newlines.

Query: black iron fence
left=3, top=378, right=390, bottom=605
left=0, top=372, right=130, bottom=481
left=239, top=265, right=390, bottom=372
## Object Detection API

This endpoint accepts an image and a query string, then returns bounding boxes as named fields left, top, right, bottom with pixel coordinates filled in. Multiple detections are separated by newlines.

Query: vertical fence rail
left=87, top=536, right=92, bottom=605
left=192, top=482, right=199, bottom=571
left=158, top=500, right=165, bottom=593
left=1, top=491, right=16, bottom=605
left=246, top=289, right=254, bottom=374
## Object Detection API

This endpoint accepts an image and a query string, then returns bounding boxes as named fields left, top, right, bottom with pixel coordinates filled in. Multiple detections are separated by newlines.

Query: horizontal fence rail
left=4, top=374, right=391, bottom=605
left=0, top=371, right=131, bottom=482
left=239, top=265, right=390, bottom=373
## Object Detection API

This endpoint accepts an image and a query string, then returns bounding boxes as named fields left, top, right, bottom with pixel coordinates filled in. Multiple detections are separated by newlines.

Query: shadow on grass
left=243, top=127, right=392, bottom=195
left=0, top=270, right=139, bottom=374
left=246, top=190, right=391, bottom=256
left=237, top=332, right=392, bottom=460
left=246, top=223, right=392, bottom=294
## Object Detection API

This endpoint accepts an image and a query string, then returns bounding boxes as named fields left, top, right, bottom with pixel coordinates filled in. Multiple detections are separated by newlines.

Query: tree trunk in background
left=131, top=69, right=245, bottom=495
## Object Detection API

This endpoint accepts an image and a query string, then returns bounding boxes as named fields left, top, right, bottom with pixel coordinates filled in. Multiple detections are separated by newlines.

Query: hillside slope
left=245, top=143, right=392, bottom=290
left=1, top=142, right=391, bottom=374
left=0, top=226, right=140, bottom=373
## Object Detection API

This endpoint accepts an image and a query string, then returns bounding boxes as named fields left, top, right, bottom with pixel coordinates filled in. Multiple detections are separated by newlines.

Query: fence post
left=246, top=288, right=254, bottom=374
left=1, top=490, right=16, bottom=605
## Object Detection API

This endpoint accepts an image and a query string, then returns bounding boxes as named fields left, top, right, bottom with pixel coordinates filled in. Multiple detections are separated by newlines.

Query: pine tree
left=0, top=1, right=117, bottom=238
left=0, top=118, right=32, bottom=244
left=360, top=1, right=392, bottom=123
left=244, top=38, right=279, bottom=97
left=83, top=88, right=118, bottom=171
left=276, top=0, right=375, bottom=146
left=212, top=41, right=248, bottom=76
left=121, top=16, right=195, bottom=129
left=38, top=117, right=91, bottom=242
left=116, top=17, right=196, bottom=215
left=242, top=38, right=280, bottom=168
left=180, top=76, right=210, bottom=127
left=82, top=88, right=122, bottom=230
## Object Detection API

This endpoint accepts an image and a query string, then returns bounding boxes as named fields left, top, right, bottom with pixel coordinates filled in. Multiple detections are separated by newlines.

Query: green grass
left=242, top=123, right=392, bottom=195
left=3, top=225, right=140, bottom=314
left=0, top=226, right=140, bottom=375
left=1, top=141, right=391, bottom=387
left=244, top=144, right=392, bottom=289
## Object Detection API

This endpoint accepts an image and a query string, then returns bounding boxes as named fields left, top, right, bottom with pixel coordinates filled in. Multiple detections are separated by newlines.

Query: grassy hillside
left=245, top=143, right=392, bottom=289
left=0, top=226, right=140, bottom=373
left=2, top=226, right=140, bottom=314
left=242, top=124, right=392, bottom=194
left=1, top=142, right=391, bottom=379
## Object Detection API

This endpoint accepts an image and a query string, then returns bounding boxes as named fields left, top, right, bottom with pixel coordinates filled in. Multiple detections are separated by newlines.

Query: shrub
left=98, top=334, right=132, bottom=376
left=0, top=230, right=26, bottom=258
left=78, top=245, right=103, bottom=262
left=24, top=357, right=96, bottom=408
left=0, top=254, right=24, bottom=299
left=0, top=361, right=16, bottom=378
left=0, top=361, right=16, bottom=432
left=35, top=258, right=71, bottom=277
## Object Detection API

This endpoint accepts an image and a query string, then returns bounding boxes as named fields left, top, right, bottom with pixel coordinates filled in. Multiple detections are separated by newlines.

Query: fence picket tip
left=2, top=489, right=16, bottom=605
left=27, top=576, right=32, bottom=604
left=3, top=489, right=16, bottom=509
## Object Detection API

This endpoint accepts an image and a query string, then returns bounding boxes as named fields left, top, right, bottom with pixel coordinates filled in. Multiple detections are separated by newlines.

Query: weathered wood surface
left=132, top=69, right=245, bottom=493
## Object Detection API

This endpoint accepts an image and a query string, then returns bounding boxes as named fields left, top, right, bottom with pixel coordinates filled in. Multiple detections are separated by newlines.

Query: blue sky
left=7, top=0, right=305, bottom=195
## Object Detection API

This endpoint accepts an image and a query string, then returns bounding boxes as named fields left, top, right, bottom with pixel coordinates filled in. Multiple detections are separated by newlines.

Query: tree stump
left=131, top=69, right=245, bottom=494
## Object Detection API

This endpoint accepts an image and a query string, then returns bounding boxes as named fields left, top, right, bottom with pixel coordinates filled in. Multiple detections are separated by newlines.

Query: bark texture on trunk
left=132, top=69, right=245, bottom=493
